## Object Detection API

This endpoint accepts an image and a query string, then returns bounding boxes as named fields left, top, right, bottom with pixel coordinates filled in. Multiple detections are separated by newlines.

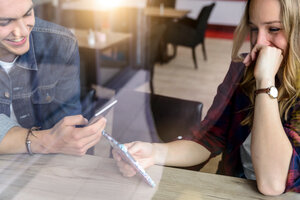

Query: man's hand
left=34, top=115, right=106, bottom=155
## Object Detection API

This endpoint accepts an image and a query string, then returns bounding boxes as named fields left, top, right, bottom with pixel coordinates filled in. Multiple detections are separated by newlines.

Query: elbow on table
left=257, top=180, right=285, bottom=196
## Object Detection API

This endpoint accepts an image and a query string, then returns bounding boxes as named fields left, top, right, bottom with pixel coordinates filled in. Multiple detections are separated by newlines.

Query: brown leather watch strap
left=254, top=88, right=270, bottom=96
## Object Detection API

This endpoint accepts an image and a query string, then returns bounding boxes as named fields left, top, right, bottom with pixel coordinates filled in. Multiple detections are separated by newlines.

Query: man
left=0, top=0, right=106, bottom=155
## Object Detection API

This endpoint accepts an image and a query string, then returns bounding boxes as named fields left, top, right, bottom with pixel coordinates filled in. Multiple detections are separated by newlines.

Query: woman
left=113, top=0, right=300, bottom=195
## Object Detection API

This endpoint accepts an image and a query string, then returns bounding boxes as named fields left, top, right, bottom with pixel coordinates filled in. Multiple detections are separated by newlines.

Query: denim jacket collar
left=15, top=34, right=38, bottom=71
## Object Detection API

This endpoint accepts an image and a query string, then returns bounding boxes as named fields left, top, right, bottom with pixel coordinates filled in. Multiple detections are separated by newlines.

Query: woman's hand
left=243, top=45, right=283, bottom=87
left=36, top=115, right=106, bottom=155
left=112, top=142, right=156, bottom=177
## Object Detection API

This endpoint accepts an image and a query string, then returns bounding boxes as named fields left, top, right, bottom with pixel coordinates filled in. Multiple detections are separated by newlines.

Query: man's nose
left=12, top=19, right=30, bottom=37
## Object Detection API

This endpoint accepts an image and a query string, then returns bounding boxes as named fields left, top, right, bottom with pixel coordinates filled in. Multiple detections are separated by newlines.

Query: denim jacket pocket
left=31, top=85, right=56, bottom=104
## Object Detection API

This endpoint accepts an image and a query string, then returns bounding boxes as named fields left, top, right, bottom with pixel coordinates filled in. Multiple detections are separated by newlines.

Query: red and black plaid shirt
left=190, top=61, right=300, bottom=193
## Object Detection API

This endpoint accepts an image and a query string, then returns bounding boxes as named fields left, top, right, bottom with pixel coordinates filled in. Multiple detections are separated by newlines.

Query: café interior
left=2, top=0, right=299, bottom=199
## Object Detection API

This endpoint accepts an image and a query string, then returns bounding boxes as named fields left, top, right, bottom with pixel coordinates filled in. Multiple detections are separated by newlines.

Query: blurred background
left=33, top=0, right=250, bottom=173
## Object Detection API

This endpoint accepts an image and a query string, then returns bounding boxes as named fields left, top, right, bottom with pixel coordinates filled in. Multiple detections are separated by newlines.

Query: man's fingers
left=56, top=134, right=101, bottom=156
left=59, top=115, right=88, bottom=126
left=57, top=122, right=105, bottom=155
left=73, top=118, right=106, bottom=140
left=88, top=117, right=107, bottom=131
left=81, top=131, right=102, bottom=152
left=69, top=124, right=104, bottom=154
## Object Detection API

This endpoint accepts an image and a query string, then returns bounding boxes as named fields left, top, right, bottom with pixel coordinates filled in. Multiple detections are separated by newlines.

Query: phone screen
left=102, top=131, right=156, bottom=187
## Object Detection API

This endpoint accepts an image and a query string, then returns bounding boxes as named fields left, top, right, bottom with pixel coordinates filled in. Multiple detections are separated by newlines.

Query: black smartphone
left=87, top=99, right=118, bottom=125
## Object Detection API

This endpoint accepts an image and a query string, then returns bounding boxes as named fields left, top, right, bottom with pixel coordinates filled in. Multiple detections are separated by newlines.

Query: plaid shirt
left=190, top=61, right=300, bottom=193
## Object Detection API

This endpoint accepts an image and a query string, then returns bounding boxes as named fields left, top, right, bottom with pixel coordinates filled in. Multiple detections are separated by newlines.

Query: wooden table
left=144, top=7, right=190, bottom=19
left=70, top=29, right=132, bottom=87
left=0, top=154, right=298, bottom=199
left=71, top=29, right=132, bottom=51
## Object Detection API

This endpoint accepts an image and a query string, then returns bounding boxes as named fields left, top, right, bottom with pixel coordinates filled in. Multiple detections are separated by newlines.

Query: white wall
left=176, top=0, right=247, bottom=26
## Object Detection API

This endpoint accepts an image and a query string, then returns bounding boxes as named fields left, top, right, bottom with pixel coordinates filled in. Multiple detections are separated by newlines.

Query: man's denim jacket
left=0, top=18, right=81, bottom=141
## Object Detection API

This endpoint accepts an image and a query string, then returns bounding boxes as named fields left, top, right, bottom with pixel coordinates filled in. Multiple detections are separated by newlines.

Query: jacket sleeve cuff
left=0, top=114, right=20, bottom=142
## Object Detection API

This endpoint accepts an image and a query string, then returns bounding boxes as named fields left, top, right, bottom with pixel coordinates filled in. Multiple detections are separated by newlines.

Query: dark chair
left=150, top=94, right=203, bottom=143
left=165, top=3, right=215, bottom=69
left=149, top=60, right=203, bottom=170
left=150, top=93, right=204, bottom=171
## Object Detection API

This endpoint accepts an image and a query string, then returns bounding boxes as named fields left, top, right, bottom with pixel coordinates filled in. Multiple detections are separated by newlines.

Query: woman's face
left=249, top=0, right=287, bottom=55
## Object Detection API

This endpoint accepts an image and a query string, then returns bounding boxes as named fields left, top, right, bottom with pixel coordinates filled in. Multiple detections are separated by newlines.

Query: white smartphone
left=87, top=99, right=118, bottom=125
left=102, top=131, right=156, bottom=187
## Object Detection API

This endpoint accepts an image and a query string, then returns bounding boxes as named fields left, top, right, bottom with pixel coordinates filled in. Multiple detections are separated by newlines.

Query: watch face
left=269, top=86, right=278, bottom=98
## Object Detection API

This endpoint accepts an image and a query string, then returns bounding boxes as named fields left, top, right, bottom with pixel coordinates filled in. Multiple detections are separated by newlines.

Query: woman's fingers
left=124, top=142, right=136, bottom=149
left=112, top=149, right=121, bottom=161
left=116, top=159, right=137, bottom=177
left=250, top=44, right=263, bottom=62
left=127, top=142, right=143, bottom=155
left=113, top=142, right=154, bottom=177
left=253, top=46, right=283, bottom=81
left=243, top=44, right=264, bottom=67
left=112, top=145, right=140, bottom=177
left=243, top=54, right=251, bottom=67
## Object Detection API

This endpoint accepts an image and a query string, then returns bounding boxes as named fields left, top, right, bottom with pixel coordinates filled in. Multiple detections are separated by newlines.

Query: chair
left=150, top=93, right=204, bottom=171
left=165, top=3, right=215, bottom=69
left=149, top=62, right=204, bottom=170
left=150, top=94, right=203, bottom=143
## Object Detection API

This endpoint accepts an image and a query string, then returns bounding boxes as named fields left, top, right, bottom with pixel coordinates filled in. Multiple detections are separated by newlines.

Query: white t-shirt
left=0, top=57, right=18, bottom=122
left=240, top=132, right=256, bottom=180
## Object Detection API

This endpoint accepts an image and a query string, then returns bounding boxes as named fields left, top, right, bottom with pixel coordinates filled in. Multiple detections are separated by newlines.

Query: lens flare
left=95, top=0, right=123, bottom=10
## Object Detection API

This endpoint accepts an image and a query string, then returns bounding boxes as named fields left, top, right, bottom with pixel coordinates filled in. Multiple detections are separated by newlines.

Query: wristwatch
left=254, top=86, right=278, bottom=99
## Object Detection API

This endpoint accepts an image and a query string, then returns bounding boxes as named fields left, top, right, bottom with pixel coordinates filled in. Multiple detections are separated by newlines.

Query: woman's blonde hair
left=231, top=0, right=300, bottom=126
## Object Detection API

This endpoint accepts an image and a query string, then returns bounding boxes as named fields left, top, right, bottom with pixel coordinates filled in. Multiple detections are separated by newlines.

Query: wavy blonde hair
left=231, top=0, right=300, bottom=126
